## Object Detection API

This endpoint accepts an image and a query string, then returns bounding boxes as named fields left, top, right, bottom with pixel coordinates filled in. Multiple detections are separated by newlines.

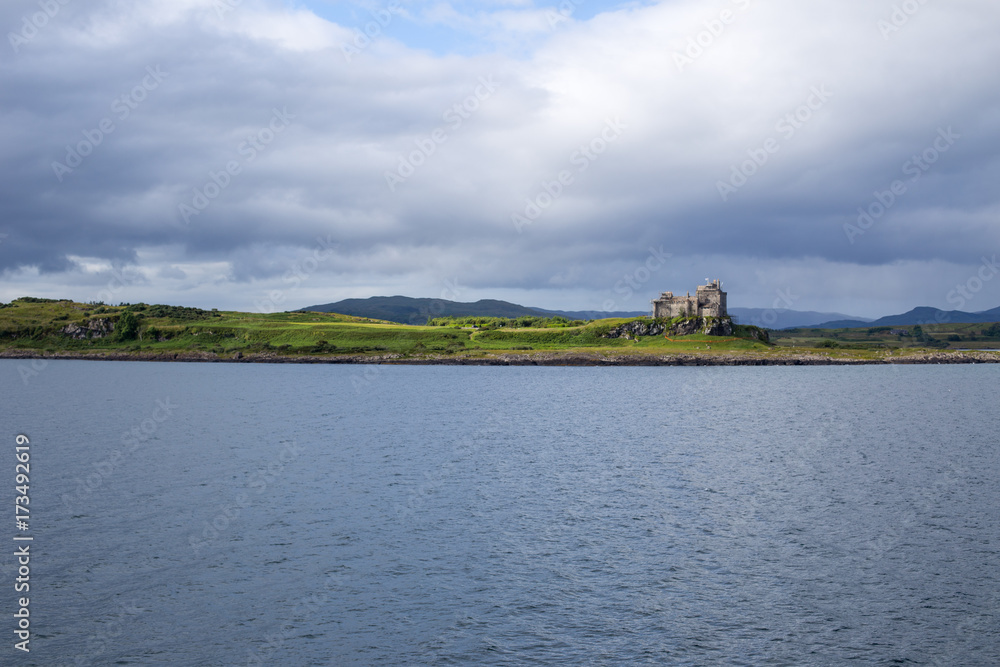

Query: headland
left=1, top=296, right=998, bottom=367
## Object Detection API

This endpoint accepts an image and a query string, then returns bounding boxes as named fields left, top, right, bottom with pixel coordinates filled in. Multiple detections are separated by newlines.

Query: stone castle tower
left=652, top=280, right=727, bottom=319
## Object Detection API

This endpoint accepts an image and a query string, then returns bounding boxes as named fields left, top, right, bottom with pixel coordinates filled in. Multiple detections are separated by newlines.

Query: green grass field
left=2, top=297, right=997, bottom=361
left=770, top=322, right=1000, bottom=351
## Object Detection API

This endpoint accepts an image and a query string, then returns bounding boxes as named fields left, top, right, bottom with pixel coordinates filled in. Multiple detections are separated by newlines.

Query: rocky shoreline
left=2, top=348, right=999, bottom=366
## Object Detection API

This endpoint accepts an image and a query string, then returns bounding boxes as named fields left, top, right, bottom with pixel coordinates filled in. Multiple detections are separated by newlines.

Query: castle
left=652, top=280, right=727, bottom=319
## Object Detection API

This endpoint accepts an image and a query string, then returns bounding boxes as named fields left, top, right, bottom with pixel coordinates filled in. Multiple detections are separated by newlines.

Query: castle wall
left=652, top=281, right=727, bottom=319
left=653, top=297, right=696, bottom=319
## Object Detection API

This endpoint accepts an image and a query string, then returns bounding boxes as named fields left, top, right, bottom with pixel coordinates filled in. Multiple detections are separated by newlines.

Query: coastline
left=3, top=349, right=999, bottom=366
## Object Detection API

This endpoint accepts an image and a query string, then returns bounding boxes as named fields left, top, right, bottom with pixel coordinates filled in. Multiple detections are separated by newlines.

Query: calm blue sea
left=2, top=360, right=999, bottom=666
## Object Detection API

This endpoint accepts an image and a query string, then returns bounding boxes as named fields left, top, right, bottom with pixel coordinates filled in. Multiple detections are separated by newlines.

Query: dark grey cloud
left=1, top=0, right=999, bottom=316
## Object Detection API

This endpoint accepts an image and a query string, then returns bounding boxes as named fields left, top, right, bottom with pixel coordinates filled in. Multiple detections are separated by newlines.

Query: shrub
left=144, top=304, right=220, bottom=320
left=115, top=309, right=141, bottom=341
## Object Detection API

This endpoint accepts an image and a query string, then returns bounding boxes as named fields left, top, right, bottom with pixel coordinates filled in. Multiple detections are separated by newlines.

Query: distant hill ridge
left=299, top=296, right=645, bottom=324
left=813, top=305, right=1000, bottom=329
left=728, top=308, right=871, bottom=330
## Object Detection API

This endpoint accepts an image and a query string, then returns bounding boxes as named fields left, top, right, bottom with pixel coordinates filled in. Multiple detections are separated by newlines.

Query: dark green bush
left=145, top=304, right=220, bottom=320
left=115, top=310, right=141, bottom=341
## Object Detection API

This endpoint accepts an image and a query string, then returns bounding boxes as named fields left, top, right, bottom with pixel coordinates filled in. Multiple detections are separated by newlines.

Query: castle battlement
left=652, top=280, right=727, bottom=319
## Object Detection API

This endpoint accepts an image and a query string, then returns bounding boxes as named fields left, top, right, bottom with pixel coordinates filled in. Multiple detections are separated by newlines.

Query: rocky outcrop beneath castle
left=603, top=316, right=734, bottom=339
left=604, top=319, right=668, bottom=338
left=60, top=318, right=114, bottom=339
left=670, top=317, right=733, bottom=337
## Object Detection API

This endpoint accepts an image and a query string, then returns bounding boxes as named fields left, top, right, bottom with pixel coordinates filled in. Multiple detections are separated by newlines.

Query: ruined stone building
left=652, top=280, right=727, bottom=319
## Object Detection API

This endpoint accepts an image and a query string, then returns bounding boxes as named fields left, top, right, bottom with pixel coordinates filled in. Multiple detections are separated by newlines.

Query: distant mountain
left=299, top=296, right=644, bottom=324
left=813, top=306, right=1000, bottom=329
left=728, top=308, right=871, bottom=330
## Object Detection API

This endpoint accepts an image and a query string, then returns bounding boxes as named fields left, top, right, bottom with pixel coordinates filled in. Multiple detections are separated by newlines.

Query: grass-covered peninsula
left=1, top=297, right=998, bottom=366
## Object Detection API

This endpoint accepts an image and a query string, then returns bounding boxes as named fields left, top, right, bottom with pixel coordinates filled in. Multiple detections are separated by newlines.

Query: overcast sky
left=1, top=0, right=998, bottom=318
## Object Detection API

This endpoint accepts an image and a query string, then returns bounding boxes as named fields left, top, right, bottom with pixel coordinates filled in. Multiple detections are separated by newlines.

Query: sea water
left=2, top=361, right=998, bottom=665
